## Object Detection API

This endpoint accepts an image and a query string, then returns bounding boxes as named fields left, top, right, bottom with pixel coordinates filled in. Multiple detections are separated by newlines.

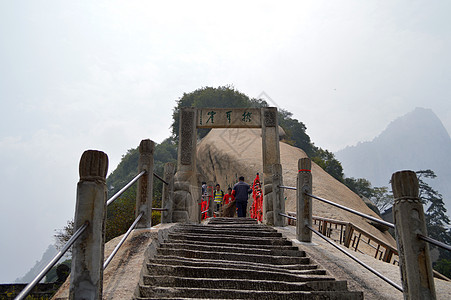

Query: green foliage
left=58, top=86, right=348, bottom=244
left=343, top=177, right=393, bottom=213
left=105, top=186, right=137, bottom=242
left=107, top=148, right=139, bottom=196
left=278, top=109, right=314, bottom=157
left=44, top=259, right=71, bottom=283
left=103, top=138, right=177, bottom=241
left=171, top=85, right=268, bottom=140
left=370, top=186, right=393, bottom=213
left=343, top=177, right=373, bottom=198
left=433, top=259, right=451, bottom=278
left=415, top=170, right=451, bottom=264
left=170, top=85, right=344, bottom=181
left=54, top=220, right=74, bottom=254
left=312, top=148, right=344, bottom=182
left=152, top=210, right=161, bottom=225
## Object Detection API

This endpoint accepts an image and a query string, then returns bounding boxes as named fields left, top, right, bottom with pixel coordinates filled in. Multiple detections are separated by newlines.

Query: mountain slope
left=335, top=107, right=451, bottom=212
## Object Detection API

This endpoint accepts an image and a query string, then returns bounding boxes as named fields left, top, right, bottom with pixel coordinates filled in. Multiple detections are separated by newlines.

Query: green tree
left=54, top=219, right=74, bottom=254
left=278, top=109, right=314, bottom=157
left=45, top=259, right=71, bottom=283
left=433, top=259, right=451, bottom=278
left=170, top=85, right=343, bottom=180
left=370, top=186, right=393, bottom=213
left=343, top=177, right=373, bottom=199
left=171, top=85, right=267, bottom=140
left=312, top=148, right=344, bottom=182
left=416, top=170, right=451, bottom=252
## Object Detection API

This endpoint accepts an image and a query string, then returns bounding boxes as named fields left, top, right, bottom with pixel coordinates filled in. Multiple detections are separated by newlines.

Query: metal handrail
left=152, top=208, right=168, bottom=212
left=278, top=212, right=403, bottom=291
left=279, top=212, right=296, bottom=220
left=153, top=172, right=168, bottom=185
left=15, top=222, right=89, bottom=300
left=306, top=192, right=451, bottom=251
left=103, top=212, right=144, bottom=269
left=307, top=224, right=404, bottom=292
left=418, top=234, right=451, bottom=252
left=278, top=185, right=395, bottom=229
left=305, top=192, right=395, bottom=229
left=283, top=185, right=451, bottom=252
left=107, top=170, right=146, bottom=206
left=278, top=185, right=297, bottom=190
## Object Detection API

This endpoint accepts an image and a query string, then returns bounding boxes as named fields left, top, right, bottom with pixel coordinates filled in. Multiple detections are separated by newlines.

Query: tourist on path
left=213, top=184, right=224, bottom=215
left=233, top=176, right=252, bottom=217
left=223, top=187, right=235, bottom=205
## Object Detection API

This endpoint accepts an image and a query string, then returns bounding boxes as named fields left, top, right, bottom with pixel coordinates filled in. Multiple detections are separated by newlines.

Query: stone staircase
left=137, top=218, right=364, bottom=299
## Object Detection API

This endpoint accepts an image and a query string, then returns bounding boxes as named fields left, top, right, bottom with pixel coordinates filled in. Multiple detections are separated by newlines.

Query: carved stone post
left=261, top=107, right=280, bottom=225
left=70, top=150, right=108, bottom=300
left=161, top=162, right=175, bottom=224
left=297, top=158, right=312, bottom=242
left=173, top=108, right=197, bottom=222
left=207, top=181, right=215, bottom=218
left=272, top=163, right=285, bottom=227
left=136, top=139, right=155, bottom=228
left=391, top=171, right=436, bottom=300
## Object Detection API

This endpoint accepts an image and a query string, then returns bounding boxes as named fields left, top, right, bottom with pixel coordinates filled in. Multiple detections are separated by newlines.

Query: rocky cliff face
left=335, top=107, right=451, bottom=212
left=196, top=128, right=396, bottom=247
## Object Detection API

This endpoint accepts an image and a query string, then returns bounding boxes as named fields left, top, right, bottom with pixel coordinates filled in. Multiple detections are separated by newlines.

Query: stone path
left=136, top=218, right=363, bottom=299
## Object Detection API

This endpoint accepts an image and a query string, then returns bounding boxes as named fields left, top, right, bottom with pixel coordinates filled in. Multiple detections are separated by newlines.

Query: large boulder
left=196, top=128, right=396, bottom=248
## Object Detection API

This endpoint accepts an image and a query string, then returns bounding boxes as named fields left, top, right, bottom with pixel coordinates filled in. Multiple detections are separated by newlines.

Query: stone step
left=167, top=237, right=299, bottom=250
left=137, top=286, right=364, bottom=299
left=207, top=217, right=258, bottom=224
left=156, top=248, right=311, bottom=265
left=142, top=276, right=349, bottom=291
left=167, top=232, right=292, bottom=246
left=177, top=223, right=274, bottom=231
left=138, top=221, right=363, bottom=299
left=160, top=242, right=306, bottom=257
left=151, top=256, right=320, bottom=272
left=146, top=265, right=329, bottom=282
left=171, top=227, right=281, bottom=237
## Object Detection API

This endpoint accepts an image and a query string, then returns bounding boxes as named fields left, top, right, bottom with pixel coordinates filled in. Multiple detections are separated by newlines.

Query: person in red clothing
left=223, top=187, right=235, bottom=205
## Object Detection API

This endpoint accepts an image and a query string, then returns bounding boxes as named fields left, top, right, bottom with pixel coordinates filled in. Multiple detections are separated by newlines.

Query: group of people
left=202, top=176, right=252, bottom=217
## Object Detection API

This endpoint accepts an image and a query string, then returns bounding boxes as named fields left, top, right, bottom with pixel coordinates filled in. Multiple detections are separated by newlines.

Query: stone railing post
left=161, top=162, right=175, bottom=224
left=136, top=139, right=155, bottom=228
left=70, top=150, right=108, bottom=300
left=272, top=163, right=285, bottom=227
left=207, top=181, right=214, bottom=218
left=391, top=171, right=436, bottom=300
left=297, top=158, right=312, bottom=242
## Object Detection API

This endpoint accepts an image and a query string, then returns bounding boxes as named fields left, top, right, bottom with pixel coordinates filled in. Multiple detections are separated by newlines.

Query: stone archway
left=170, top=107, right=283, bottom=225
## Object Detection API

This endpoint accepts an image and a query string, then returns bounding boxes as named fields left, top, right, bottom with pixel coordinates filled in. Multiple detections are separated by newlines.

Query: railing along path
left=15, top=139, right=176, bottom=300
left=278, top=157, right=449, bottom=300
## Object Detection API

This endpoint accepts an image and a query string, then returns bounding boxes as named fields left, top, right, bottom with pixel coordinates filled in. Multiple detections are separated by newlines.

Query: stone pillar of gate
left=173, top=108, right=198, bottom=223
left=261, top=107, right=281, bottom=225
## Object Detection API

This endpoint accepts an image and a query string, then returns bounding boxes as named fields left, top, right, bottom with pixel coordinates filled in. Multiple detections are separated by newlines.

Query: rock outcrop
left=196, top=128, right=396, bottom=248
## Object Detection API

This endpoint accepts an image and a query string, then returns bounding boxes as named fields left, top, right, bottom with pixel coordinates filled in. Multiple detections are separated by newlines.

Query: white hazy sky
left=1, top=0, right=450, bottom=283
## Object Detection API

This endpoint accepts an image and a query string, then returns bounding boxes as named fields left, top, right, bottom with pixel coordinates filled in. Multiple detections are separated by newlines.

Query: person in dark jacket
left=233, top=176, right=252, bottom=217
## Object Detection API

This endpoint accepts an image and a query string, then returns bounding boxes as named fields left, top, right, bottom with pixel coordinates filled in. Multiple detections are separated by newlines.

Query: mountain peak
left=335, top=108, right=451, bottom=211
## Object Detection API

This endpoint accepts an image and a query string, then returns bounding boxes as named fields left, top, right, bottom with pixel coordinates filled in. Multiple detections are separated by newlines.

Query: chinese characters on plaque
left=197, top=108, right=262, bottom=128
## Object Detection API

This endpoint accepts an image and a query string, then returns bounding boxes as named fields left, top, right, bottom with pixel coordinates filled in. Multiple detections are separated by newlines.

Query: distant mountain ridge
left=335, top=107, right=451, bottom=212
